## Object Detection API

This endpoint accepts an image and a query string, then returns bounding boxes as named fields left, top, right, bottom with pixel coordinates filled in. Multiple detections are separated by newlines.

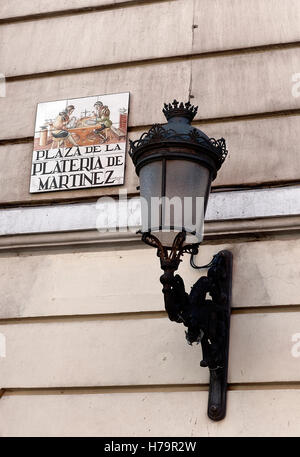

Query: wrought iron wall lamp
left=129, top=100, right=232, bottom=421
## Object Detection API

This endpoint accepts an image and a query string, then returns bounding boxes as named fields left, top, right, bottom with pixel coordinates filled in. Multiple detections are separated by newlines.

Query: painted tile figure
left=50, top=105, right=79, bottom=148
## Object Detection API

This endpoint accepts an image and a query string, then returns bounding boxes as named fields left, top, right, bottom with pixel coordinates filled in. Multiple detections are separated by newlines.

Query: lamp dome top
left=163, top=100, right=198, bottom=122
left=129, top=99, right=228, bottom=178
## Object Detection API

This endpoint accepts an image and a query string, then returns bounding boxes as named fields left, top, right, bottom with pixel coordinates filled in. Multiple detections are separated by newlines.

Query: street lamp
left=129, top=100, right=232, bottom=421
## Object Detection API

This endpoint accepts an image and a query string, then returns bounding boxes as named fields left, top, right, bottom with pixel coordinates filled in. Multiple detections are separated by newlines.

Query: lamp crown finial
left=162, top=100, right=198, bottom=122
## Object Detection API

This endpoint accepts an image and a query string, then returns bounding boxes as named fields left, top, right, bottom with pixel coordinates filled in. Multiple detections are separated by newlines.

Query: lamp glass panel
left=139, top=158, right=211, bottom=248
left=160, top=160, right=210, bottom=247
left=139, top=161, right=162, bottom=234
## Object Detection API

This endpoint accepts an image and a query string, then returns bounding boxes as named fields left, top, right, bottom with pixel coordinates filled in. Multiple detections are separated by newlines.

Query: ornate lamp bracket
left=141, top=231, right=233, bottom=421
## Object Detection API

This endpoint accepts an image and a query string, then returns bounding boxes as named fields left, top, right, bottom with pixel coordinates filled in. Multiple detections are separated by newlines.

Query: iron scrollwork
left=143, top=230, right=232, bottom=421
left=129, top=125, right=228, bottom=169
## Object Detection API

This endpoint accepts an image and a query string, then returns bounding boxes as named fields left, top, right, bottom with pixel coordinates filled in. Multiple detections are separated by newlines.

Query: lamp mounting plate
left=143, top=231, right=233, bottom=421
left=161, top=249, right=232, bottom=421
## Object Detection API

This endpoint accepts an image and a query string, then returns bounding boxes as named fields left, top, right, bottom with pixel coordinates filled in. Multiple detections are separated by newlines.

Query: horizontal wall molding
left=1, top=306, right=300, bottom=326
left=1, top=389, right=300, bottom=436
left=0, top=186, right=300, bottom=237
left=1, top=215, right=300, bottom=252
left=4, top=381, right=300, bottom=395
left=0, top=1, right=167, bottom=23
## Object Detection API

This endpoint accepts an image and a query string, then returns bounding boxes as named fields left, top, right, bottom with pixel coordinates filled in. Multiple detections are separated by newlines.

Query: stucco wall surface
left=0, top=0, right=299, bottom=436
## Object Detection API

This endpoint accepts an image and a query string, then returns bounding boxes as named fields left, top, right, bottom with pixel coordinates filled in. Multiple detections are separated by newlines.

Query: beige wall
left=0, top=238, right=299, bottom=319
left=0, top=0, right=300, bottom=436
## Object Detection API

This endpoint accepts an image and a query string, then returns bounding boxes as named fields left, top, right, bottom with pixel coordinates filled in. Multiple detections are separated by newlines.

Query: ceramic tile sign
left=30, top=92, right=129, bottom=193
